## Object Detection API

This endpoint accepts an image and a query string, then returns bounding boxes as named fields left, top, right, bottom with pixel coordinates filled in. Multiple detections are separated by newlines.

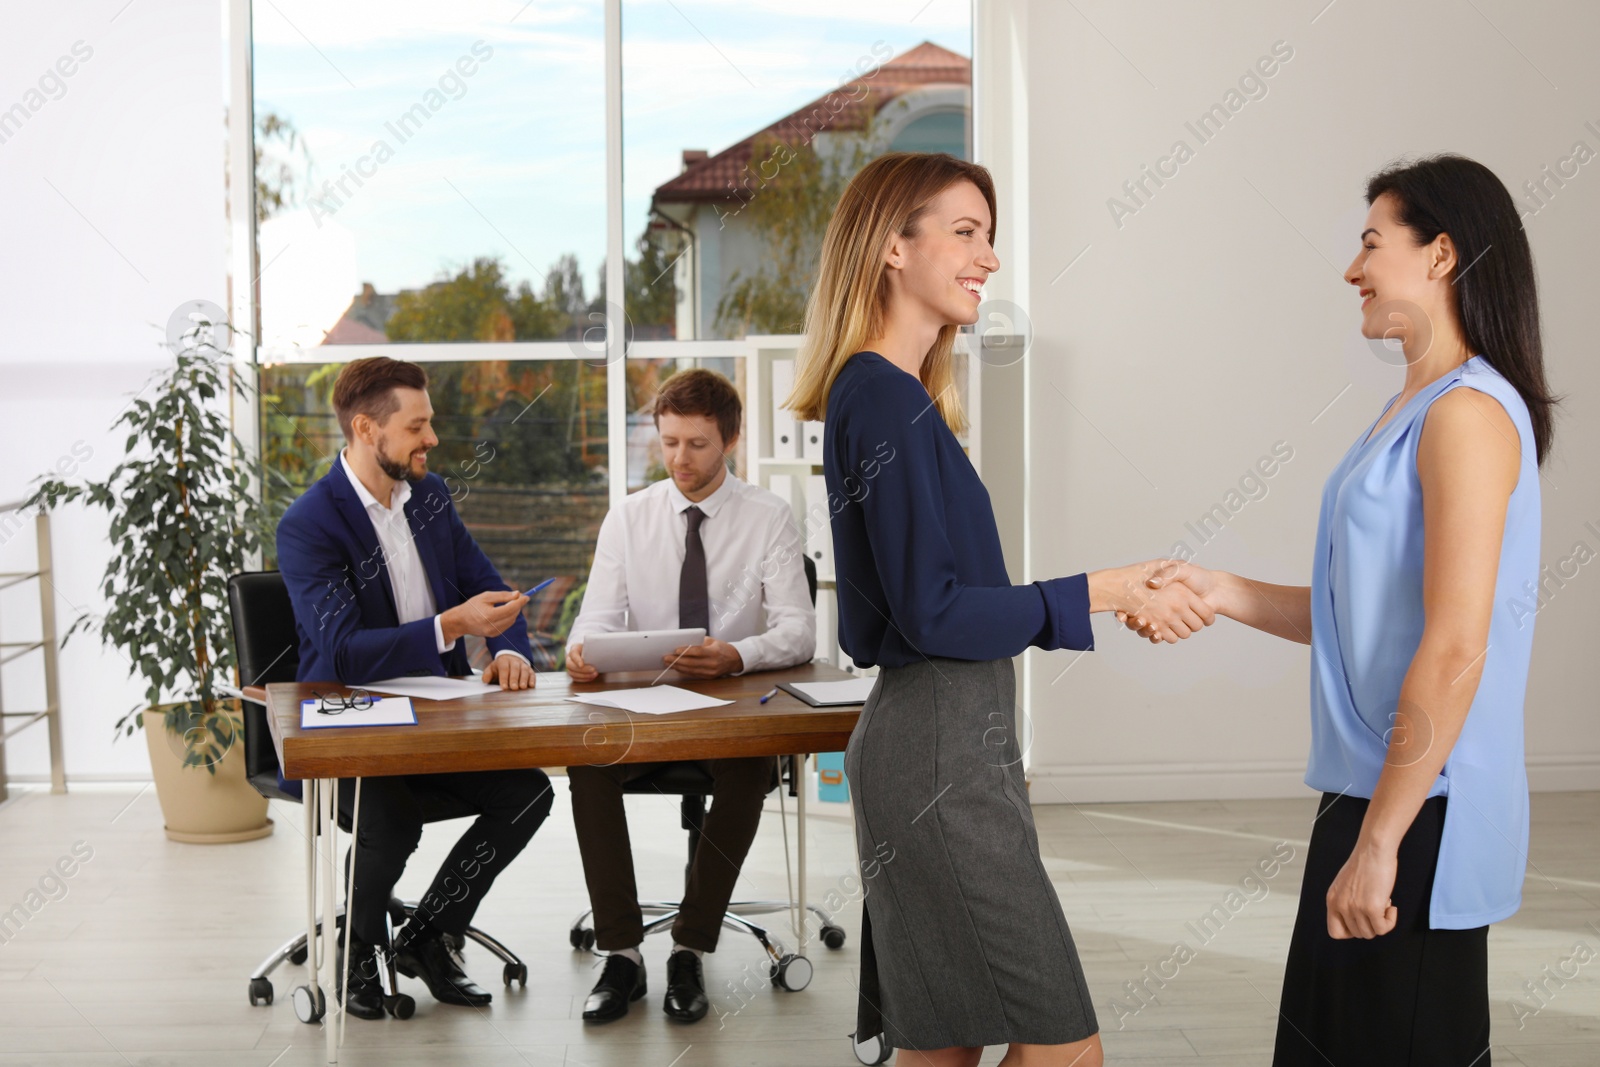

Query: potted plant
left=28, top=311, right=274, bottom=842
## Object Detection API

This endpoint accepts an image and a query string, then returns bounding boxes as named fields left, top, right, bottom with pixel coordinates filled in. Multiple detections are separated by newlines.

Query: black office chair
left=565, top=554, right=846, bottom=991
left=227, top=571, right=527, bottom=1017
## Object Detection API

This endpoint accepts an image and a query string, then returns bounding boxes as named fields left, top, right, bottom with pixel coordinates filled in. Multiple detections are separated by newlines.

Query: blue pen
left=522, top=577, right=556, bottom=597
left=759, top=686, right=780, bottom=704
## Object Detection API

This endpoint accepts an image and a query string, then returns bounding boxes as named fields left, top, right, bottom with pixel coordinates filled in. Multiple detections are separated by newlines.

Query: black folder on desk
left=775, top=678, right=877, bottom=707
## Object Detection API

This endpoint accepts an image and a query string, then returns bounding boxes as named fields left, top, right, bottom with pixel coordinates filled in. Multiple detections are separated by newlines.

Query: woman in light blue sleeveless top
left=1128, top=155, right=1558, bottom=1065
left=1304, top=351, right=1541, bottom=928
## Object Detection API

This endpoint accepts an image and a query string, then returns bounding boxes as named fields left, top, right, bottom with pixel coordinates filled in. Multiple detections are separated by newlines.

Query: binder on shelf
left=804, top=474, right=833, bottom=578
left=769, top=358, right=800, bottom=459
left=800, top=419, right=825, bottom=462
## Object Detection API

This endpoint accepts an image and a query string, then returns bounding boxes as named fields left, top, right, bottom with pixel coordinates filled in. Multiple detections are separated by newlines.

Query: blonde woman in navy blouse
left=786, top=152, right=1216, bottom=1067
left=1128, top=155, right=1558, bottom=1065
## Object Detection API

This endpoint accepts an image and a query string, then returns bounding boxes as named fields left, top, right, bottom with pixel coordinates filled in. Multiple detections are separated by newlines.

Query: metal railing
left=0, top=501, right=65, bottom=799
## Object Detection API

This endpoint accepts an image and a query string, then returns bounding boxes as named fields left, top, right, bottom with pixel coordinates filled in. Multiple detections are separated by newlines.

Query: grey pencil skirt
left=844, top=655, right=1099, bottom=1051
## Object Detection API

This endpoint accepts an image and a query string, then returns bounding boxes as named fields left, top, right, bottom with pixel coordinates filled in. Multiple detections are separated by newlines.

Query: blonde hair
left=785, top=151, right=996, bottom=434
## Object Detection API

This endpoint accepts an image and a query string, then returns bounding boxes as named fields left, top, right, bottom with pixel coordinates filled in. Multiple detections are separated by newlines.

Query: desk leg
left=337, top=778, right=362, bottom=1052
left=795, top=753, right=807, bottom=959
left=319, top=778, right=339, bottom=1064
left=304, top=780, right=318, bottom=1001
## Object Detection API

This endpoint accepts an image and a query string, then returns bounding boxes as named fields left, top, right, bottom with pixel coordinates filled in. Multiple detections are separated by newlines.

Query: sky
left=251, top=0, right=971, bottom=348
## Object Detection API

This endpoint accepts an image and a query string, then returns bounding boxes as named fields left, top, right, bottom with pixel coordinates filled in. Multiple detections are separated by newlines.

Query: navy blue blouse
left=822, top=350, right=1094, bottom=669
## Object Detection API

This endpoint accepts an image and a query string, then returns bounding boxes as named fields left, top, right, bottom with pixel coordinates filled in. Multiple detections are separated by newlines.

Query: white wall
left=1011, top=0, right=1600, bottom=801
left=1, top=0, right=227, bottom=781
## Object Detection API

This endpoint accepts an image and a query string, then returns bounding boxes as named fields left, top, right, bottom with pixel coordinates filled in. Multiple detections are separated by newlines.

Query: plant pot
left=142, top=704, right=273, bottom=844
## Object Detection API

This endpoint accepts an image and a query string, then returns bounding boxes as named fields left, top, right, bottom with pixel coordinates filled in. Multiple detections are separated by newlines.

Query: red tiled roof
left=322, top=315, right=387, bottom=344
left=651, top=40, right=970, bottom=207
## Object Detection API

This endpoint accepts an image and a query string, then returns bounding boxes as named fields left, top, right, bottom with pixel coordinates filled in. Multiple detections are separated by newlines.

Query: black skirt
left=1274, top=793, right=1490, bottom=1067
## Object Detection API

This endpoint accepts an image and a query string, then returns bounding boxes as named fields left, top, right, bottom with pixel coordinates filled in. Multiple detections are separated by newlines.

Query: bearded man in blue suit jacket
left=276, top=356, right=552, bottom=1020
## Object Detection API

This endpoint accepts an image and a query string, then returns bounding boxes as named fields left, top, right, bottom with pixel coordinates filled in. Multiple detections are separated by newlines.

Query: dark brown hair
left=331, top=357, right=428, bottom=440
left=651, top=368, right=742, bottom=445
left=1366, top=154, right=1559, bottom=465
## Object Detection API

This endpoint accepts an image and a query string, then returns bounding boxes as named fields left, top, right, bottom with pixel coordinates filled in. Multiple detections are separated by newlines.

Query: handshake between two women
left=1091, top=559, right=1232, bottom=645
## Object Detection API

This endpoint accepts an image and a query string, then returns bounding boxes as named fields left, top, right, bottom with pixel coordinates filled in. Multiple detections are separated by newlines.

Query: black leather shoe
left=663, top=949, right=709, bottom=1023
left=336, top=937, right=386, bottom=1021
left=395, top=928, right=492, bottom=1007
left=582, top=953, right=647, bottom=1023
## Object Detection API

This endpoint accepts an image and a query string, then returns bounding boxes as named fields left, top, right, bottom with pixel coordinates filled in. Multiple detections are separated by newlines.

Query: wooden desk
left=256, top=663, right=863, bottom=1064
left=262, top=661, right=860, bottom=780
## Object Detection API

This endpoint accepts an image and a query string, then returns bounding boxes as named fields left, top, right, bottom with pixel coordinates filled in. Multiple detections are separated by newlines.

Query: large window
left=249, top=3, right=614, bottom=668
left=242, top=2, right=974, bottom=670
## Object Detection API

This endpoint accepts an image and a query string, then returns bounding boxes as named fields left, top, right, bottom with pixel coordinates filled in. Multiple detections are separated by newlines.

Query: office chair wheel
left=289, top=944, right=308, bottom=966
left=384, top=993, right=416, bottom=1020
left=568, top=925, right=595, bottom=952
left=292, top=984, right=326, bottom=1024
left=769, top=953, right=813, bottom=992
left=821, top=924, right=847, bottom=949
left=852, top=1032, right=893, bottom=1065
left=248, top=977, right=274, bottom=1006
left=504, top=961, right=528, bottom=987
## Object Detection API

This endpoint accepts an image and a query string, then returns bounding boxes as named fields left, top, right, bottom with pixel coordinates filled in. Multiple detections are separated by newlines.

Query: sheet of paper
left=568, top=685, right=734, bottom=715
left=361, top=676, right=503, bottom=701
left=786, top=678, right=878, bottom=705
left=300, top=696, right=416, bottom=729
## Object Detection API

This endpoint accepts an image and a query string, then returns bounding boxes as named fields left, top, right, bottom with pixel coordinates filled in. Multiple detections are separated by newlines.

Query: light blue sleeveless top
left=1308, top=354, right=1541, bottom=929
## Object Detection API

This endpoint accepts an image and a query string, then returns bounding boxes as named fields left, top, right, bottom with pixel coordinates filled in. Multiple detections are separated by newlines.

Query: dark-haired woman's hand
left=1326, top=839, right=1399, bottom=940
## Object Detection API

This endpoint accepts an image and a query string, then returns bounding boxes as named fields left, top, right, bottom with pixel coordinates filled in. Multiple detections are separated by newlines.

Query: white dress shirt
left=567, top=470, right=815, bottom=675
left=339, top=451, right=525, bottom=665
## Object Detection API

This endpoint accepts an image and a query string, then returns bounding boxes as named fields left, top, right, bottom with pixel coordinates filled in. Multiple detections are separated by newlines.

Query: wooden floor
left=0, top=783, right=1595, bottom=1066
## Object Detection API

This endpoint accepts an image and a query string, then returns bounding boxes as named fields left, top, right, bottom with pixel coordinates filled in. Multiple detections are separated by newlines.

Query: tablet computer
left=580, top=628, right=707, bottom=673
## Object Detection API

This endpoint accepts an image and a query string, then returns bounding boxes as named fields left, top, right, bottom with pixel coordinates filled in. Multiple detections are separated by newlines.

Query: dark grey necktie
left=679, top=505, right=709, bottom=631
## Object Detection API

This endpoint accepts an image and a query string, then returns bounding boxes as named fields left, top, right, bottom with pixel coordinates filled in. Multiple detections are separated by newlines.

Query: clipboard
left=299, top=696, right=417, bottom=729
left=776, top=678, right=877, bottom=708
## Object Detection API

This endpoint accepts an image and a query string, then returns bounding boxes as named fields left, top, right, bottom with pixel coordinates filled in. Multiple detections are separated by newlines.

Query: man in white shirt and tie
left=564, top=369, right=815, bottom=1024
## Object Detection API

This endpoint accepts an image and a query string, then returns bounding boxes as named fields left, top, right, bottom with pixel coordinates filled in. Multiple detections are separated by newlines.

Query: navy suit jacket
left=276, top=464, right=532, bottom=687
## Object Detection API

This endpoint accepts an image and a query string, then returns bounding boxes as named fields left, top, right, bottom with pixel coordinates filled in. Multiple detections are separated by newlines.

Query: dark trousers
left=568, top=757, right=775, bottom=953
left=337, top=768, right=553, bottom=948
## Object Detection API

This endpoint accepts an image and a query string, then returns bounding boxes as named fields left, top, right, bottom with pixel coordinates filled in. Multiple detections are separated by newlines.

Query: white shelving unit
left=0, top=504, right=66, bottom=799
left=741, top=337, right=845, bottom=672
